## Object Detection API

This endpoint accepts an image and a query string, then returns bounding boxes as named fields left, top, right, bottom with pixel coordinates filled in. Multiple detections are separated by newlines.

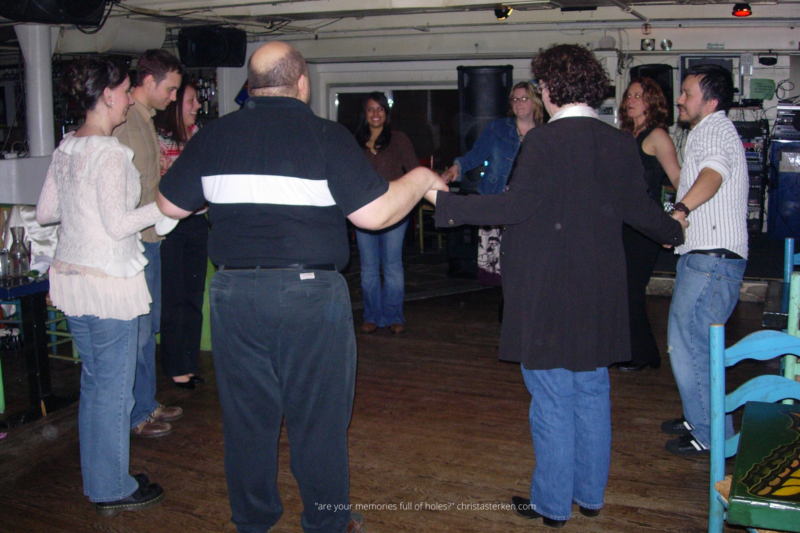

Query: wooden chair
left=709, top=324, right=800, bottom=533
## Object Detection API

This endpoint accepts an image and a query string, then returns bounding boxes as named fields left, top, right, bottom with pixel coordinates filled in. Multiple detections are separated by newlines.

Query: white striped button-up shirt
left=675, top=111, right=749, bottom=259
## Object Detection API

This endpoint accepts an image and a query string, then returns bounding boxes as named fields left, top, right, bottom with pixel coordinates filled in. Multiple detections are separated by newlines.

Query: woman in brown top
left=354, top=92, right=420, bottom=334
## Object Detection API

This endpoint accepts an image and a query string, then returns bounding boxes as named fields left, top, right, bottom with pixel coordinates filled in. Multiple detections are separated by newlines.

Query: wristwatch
left=673, top=202, right=690, bottom=216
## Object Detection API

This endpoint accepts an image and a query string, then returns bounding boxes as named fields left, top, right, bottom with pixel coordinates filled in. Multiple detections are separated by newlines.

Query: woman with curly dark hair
left=425, top=44, right=686, bottom=528
left=616, top=78, right=681, bottom=372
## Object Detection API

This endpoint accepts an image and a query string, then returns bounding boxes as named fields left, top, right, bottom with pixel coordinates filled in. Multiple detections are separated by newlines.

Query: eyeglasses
left=626, top=93, right=643, bottom=100
left=510, top=96, right=530, bottom=103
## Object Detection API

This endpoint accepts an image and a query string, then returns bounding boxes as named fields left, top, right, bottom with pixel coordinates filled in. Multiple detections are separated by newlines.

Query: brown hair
left=60, top=58, right=128, bottom=115
left=155, top=78, right=198, bottom=144
left=508, top=81, right=544, bottom=125
left=618, top=77, right=670, bottom=133
left=530, top=44, right=609, bottom=108
left=134, top=49, right=182, bottom=87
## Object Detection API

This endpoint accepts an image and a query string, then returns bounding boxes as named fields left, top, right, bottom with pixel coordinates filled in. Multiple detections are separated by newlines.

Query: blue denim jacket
left=454, top=117, right=520, bottom=195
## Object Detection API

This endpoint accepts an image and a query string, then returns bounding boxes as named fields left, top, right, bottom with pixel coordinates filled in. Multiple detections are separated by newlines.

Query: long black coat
left=435, top=117, right=684, bottom=371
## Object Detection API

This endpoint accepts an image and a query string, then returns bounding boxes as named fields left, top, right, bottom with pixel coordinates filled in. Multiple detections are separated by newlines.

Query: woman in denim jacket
left=442, top=82, right=543, bottom=288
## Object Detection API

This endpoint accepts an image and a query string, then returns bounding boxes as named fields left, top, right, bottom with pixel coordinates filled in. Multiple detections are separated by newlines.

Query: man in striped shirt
left=661, top=64, right=749, bottom=457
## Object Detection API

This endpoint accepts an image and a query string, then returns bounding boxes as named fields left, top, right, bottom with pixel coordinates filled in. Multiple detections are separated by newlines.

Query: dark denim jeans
left=521, top=366, right=611, bottom=521
left=67, top=314, right=139, bottom=502
left=210, top=268, right=356, bottom=533
left=131, top=240, right=161, bottom=428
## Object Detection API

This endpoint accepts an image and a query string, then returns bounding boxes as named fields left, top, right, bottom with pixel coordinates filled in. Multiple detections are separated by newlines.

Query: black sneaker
left=661, top=416, right=694, bottom=435
left=665, top=434, right=709, bottom=457
left=95, top=480, right=165, bottom=516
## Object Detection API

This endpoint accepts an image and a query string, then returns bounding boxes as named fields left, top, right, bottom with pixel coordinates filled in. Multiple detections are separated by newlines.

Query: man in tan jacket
left=113, top=49, right=183, bottom=438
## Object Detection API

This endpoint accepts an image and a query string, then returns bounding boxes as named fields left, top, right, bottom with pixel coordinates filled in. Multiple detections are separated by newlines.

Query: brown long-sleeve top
left=362, top=130, right=420, bottom=181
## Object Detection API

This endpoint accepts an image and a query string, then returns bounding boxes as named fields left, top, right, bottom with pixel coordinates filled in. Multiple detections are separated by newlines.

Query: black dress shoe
left=95, top=480, right=165, bottom=516
left=173, top=380, right=195, bottom=390
left=617, top=359, right=661, bottom=372
left=511, top=496, right=566, bottom=529
left=665, top=434, right=709, bottom=457
left=189, top=375, right=206, bottom=384
left=580, top=507, right=601, bottom=517
left=661, top=416, right=693, bottom=435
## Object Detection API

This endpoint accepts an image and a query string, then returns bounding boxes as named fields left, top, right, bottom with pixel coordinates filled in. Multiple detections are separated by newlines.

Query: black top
left=435, top=117, right=684, bottom=372
left=159, top=97, right=388, bottom=271
left=636, top=126, right=669, bottom=205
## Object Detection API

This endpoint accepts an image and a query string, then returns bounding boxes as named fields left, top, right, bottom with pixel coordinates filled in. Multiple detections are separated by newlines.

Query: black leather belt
left=687, top=249, right=743, bottom=260
left=218, top=263, right=336, bottom=272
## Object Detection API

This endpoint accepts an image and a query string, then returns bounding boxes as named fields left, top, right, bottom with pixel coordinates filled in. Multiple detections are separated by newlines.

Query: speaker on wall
left=178, top=26, right=247, bottom=68
left=630, top=64, right=674, bottom=126
left=457, top=65, right=514, bottom=193
left=0, top=0, right=107, bottom=25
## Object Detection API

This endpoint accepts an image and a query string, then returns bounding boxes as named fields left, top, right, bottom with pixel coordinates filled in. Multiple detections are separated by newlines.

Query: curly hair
left=618, top=77, right=670, bottom=133
left=508, top=81, right=545, bottom=125
left=530, top=44, right=609, bottom=108
left=60, top=58, right=129, bottom=116
left=355, top=92, right=392, bottom=152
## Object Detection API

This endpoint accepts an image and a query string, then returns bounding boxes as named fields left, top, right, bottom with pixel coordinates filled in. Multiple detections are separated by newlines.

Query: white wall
left=215, top=27, right=797, bottom=124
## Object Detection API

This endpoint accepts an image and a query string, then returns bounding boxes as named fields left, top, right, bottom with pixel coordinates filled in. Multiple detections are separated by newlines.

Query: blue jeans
left=131, top=240, right=161, bottom=428
left=521, top=366, right=611, bottom=521
left=668, top=253, right=745, bottom=448
left=67, top=315, right=139, bottom=502
left=210, top=268, right=355, bottom=533
left=356, top=217, right=409, bottom=327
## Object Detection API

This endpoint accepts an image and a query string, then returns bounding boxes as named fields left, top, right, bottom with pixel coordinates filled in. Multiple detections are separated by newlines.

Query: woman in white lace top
left=36, top=58, right=170, bottom=515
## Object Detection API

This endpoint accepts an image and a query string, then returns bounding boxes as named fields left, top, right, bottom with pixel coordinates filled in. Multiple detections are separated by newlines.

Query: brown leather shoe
left=152, top=404, right=183, bottom=422
left=360, top=322, right=377, bottom=333
left=347, top=512, right=366, bottom=533
left=131, top=417, right=172, bottom=438
left=390, top=323, right=405, bottom=334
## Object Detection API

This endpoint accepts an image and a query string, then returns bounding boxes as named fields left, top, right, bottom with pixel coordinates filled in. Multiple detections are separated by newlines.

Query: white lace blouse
left=37, top=134, right=164, bottom=320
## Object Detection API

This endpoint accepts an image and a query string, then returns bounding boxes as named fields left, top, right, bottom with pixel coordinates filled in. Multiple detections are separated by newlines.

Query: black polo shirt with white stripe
left=159, top=97, right=389, bottom=271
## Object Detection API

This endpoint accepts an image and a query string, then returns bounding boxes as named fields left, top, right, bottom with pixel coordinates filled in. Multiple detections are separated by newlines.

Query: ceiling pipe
left=606, top=0, right=649, bottom=23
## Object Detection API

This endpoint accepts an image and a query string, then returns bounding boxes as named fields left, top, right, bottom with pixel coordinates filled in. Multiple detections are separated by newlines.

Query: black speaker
left=457, top=65, right=514, bottom=192
left=0, top=0, right=106, bottom=25
left=630, top=64, right=674, bottom=126
left=178, top=26, right=247, bottom=68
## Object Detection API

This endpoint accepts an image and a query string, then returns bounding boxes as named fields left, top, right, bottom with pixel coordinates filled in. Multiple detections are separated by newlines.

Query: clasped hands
left=663, top=210, right=690, bottom=248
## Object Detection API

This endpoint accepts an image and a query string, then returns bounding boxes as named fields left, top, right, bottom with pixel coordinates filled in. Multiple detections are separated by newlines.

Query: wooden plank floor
left=0, top=285, right=769, bottom=532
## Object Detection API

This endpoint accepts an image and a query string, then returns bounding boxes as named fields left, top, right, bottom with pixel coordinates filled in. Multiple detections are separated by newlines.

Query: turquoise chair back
left=708, top=325, right=800, bottom=533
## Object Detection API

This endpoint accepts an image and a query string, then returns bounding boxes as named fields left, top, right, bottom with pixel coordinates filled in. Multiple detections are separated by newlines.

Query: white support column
left=15, top=24, right=55, bottom=157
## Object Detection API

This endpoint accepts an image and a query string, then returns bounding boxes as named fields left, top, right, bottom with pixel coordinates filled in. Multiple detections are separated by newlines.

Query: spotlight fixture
left=494, top=5, right=513, bottom=20
left=732, top=3, right=752, bottom=17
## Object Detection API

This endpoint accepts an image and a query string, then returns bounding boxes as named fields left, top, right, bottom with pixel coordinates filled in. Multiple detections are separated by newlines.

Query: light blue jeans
left=356, top=217, right=409, bottom=327
left=521, top=366, right=611, bottom=521
left=131, top=241, right=161, bottom=428
left=668, top=253, right=745, bottom=448
left=67, top=314, right=139, bottom=502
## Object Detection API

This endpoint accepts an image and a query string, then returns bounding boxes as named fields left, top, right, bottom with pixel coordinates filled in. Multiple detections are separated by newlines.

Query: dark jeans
left=160, top=215, right=208, bottom=377
left=209, top=268, right=356, bottom=533
left=622, top=224, right=662, bottom=366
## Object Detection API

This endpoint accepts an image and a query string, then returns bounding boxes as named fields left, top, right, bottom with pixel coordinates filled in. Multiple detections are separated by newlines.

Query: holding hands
left=441, top=164, right=460, bottom=184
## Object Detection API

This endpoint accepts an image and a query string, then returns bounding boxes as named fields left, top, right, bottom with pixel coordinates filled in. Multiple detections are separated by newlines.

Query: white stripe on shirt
left=202, top=174, right=336, bottom=206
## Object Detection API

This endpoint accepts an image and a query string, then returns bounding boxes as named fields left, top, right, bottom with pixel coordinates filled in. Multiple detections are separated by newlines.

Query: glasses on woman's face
left=626, top=92, right=643, bottom=100
left=511, top=96, right=530, bottom=104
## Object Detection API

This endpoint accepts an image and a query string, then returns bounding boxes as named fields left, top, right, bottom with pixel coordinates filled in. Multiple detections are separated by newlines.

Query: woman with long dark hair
left=616, top=77, right=681, bottom=372
left=354, top=92, right=419, bottom=334
left=37, top=58, right=171, bottom=514
left=155, top=80, right=207, bottom=388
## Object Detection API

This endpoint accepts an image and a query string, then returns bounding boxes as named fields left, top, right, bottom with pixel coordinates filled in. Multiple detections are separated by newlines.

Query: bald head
left=248, top=42, right=308, bottom=100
